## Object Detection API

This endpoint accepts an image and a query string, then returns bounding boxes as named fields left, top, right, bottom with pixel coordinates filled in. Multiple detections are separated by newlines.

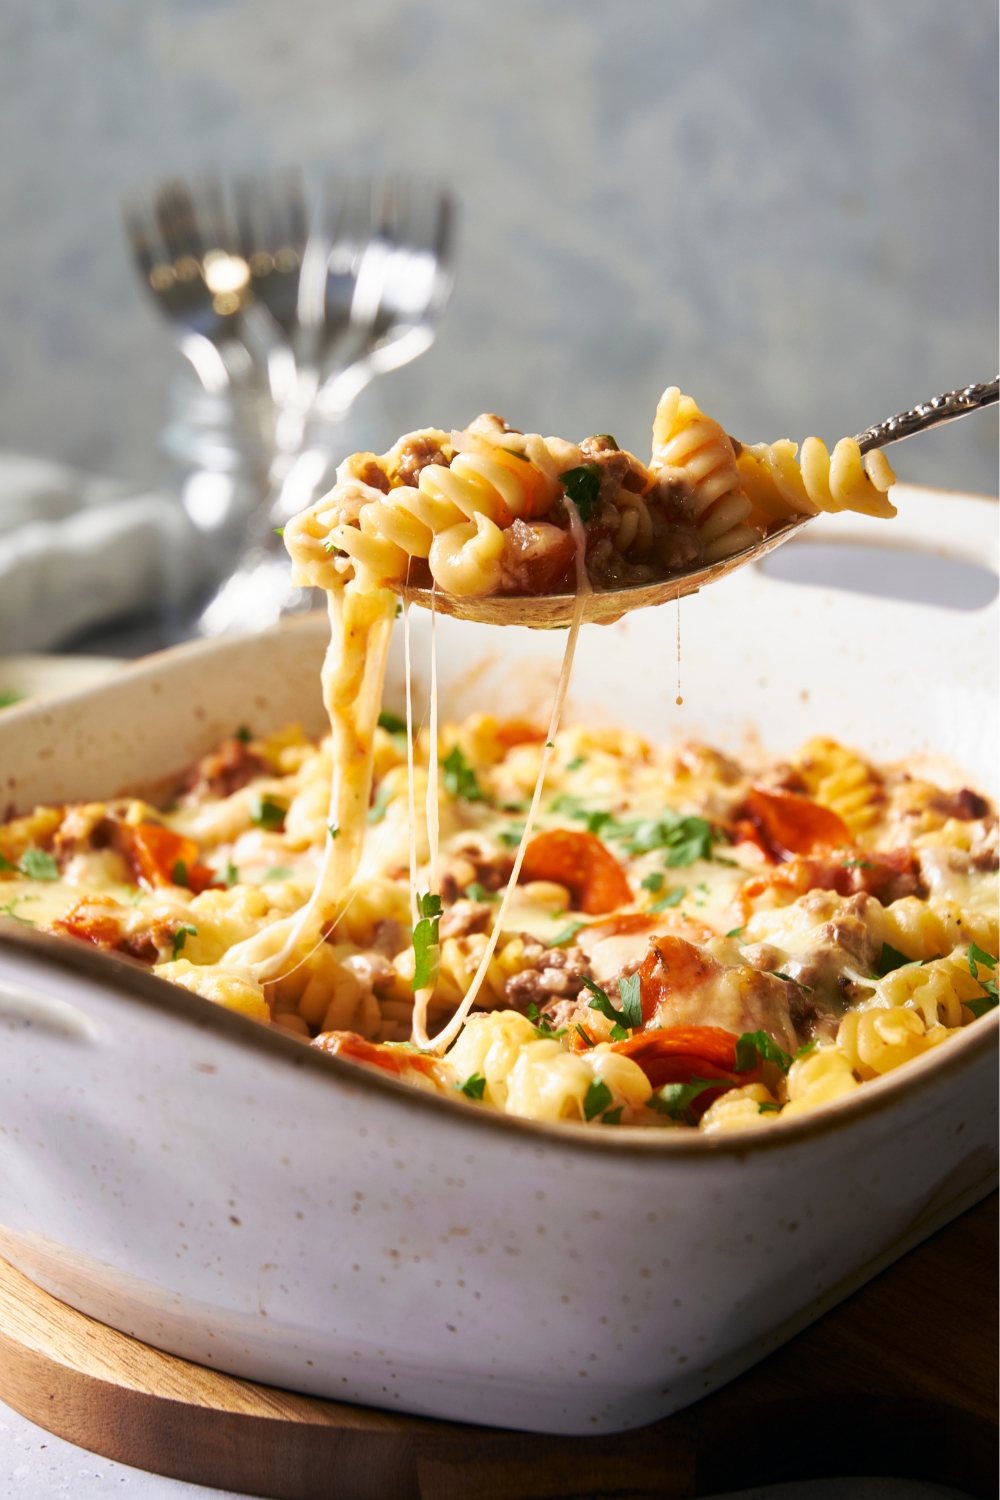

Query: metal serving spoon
left=393, top=378, right=998, bottom=628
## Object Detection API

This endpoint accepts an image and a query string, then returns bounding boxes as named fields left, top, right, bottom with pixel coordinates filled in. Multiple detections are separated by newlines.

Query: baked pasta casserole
left=3, top=386, right=992, bottom=1133
left=2, top=716, right=995, bottom=1132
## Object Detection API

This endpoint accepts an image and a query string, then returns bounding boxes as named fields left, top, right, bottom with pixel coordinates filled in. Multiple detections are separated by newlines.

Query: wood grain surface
left=0, top=1193, right=995, bottom=1500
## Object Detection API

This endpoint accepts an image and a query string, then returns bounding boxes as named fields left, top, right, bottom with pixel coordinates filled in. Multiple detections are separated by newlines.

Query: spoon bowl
left=394, top=515, right=813, bottom=628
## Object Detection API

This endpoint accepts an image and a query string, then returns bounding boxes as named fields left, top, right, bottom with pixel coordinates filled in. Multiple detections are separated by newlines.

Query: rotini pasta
left=285, top=389, right=897, bottom=604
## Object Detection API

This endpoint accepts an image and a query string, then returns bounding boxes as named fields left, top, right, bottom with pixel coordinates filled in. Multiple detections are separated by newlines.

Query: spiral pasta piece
left=793, top=737, right=885, bottom=838
left=650, top=387, right=762, bottom=563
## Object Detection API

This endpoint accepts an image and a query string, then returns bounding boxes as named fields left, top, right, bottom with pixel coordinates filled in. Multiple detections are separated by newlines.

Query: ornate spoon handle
left=853, top=378, right=999, bottom=454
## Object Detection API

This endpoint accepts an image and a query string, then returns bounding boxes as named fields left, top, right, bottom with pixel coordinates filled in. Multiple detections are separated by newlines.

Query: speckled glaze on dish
left=0, top=486, right=996, bottom=1435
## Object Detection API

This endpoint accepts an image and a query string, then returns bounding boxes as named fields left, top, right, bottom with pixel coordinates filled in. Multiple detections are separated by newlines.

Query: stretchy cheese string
left=425, top=586, right=441, bottom=898
left=411, top=503, right=591, bottom=1054
left=403, top=591, right=419, bottom=929
left=222, top=583, right=396, bottom=980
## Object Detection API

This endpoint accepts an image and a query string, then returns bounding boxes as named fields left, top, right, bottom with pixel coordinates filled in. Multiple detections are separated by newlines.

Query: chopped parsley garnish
left=526, top=1002, right=567, bottom=1039
left=18, top=848, right=59, bottom=882
left=565, top=755, right=586, bottom=772
left=612, top=810, right=715, bottom=866
left=795, top=1040, right=817, bottom=1059
left=771, top=971, right=813, bottom=992
left=261, top=866, right=293, bottom=881
left=273, top=526, right=285, bottom=538
left=498, top=822, right=526, bottom=848
left=650, top=885, right=685, bottom=913
left=726, top=926, right=745, bottom=939
left=378, top=711, right=407, bottom=735
left=842, top=858, right=876, bottom=870
left=368, top=783, right=394, bottom=823
left=250, top=794, right=286, bottom=832
left=328, top=823, right=340, bottom=841
left=172, top=859, right=189, bottom=888
left=966, top=942, right=998, bottom=1016
left=223, top=860, right=239, bottom=889
left=235, top=725, right=252, bottom=744
left=0, top=690, right=24, bottom=708
left=549, top=920, right=587, bottom=946
left=559, top=464, right=602, bottom=523
left=877, top=942, right=916, bottom=976
left=602, top=1106, right=623, bottom=1126
left=641, top=872, right=664, bottom=893
left=583, top=1078, right=614, bottom=1121
left=648, top=1077, right=718, bottom=1122
left=442, top=745, right=485, bottom=802
left=575, top=1023, right=596, bottom=1048
left=460, top=1072, right=487, bottom=1101
left=758, top=1101, right=781, bottom=1114
left=171, top=923, right=197, bottom=960
left=0, top=900, right=35, bottom=925
left=412, top=892, right=442, bottom=992
left=464, top=881, right=498, bottom=903
left=734, top=1030, right=793, bottom=1074
left=582, top=975, right=640, bottom=1041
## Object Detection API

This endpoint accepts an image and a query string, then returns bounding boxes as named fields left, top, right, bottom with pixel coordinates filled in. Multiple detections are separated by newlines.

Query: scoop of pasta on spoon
left=286, top=376, right=997, bottom=629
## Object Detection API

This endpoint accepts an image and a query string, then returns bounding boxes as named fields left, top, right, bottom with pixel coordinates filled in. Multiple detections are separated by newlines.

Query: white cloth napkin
left=0, top=454, right=210, bottom=653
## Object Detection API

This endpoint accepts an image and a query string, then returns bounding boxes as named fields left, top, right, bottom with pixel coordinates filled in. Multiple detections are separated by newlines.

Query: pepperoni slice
left=519, top=829, right=632, bottom=915
left=736, top=787, right=852, bottom=862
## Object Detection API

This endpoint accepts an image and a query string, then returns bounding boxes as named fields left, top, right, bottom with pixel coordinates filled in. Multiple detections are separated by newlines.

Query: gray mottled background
left=0, top=0, right=996, bottom=494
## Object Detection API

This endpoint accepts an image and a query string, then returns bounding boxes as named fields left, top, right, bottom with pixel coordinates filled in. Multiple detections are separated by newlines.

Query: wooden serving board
left=0, top=1194, right=995, bottom=1500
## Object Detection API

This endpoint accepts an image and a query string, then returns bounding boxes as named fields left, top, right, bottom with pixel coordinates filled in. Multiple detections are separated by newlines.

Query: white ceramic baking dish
left=0, top=484, right=996, bottom=1436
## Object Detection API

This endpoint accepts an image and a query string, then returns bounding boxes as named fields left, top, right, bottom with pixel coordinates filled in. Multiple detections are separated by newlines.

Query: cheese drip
left=223, top=582, right=395, bottom=978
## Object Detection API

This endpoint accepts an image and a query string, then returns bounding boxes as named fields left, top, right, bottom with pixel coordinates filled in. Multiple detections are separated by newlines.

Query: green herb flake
left=648, top=1077, right=718, bottom=1121
left=368, top=783, right=394, bottom=824
left=734, top=1030, right=793, bottom=1074
left=619, top=810, right=715, bottom=866
left=0, top=690, right=24, bottom=709
left=273, top=526, right=285, bottom=538
left=582, top=977, right=631, bottom=1041
left=261, top=866, right=293, bottom=881
left=464, top=881, right=498, bottom=903
left=250, top=794, right=286, bottom=832
left=328, top=823, right=340, bottom=841
left=650, top=885, right=685, bottom=913
left=601, top=1106, right=623, bottom=1126
left=559, top=464, right=602, bottom=523
left=726, top=926, right=745, bottom=939
left=877, top=942, right=917, bottom=976
left=842, top=857, right=876, bottom=870
left=565, top=755, right=586, bottom=772
left=378, top=711, right=407, bottom=735
left=498, top=822, right=526, bottom=849
left=172, top=859, right=189, bottom=888
left=617, top=972, right=643, bottom=1029
left=542, top=921, right=583, bottom=954
left=412, top=892, right=443, bottom=992
left=0, top=900, right=34, bottom=925
left=18, top=848, right=59, bottom=882
left=758, top=1101, right=782, bottom=1114
left=583, top=1078, right=614, bottom=1122
left=0, top=851, right=16, bottom=872
left=575, top=1023, right=596, bottom=1048
left=172, top=923, right=197, bottom=961
left=527, top=1005, right=567, bottom=1039
left=442, top=745, right=485, bottom=802
left=235, top=726, right=252, bottom=744
left=595, top=434, right=619, bottom=449
left=223, top=860, right=239, bottom=889
left=460, top=1072, right=487, bottom=1101
left=967, top=942, right=999, bottom=1013
left=795, top=1041, right=817, bottom=1060
left=641, top=872, right=664, bottom=893
left=771, top=971, right=813, bottom=992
